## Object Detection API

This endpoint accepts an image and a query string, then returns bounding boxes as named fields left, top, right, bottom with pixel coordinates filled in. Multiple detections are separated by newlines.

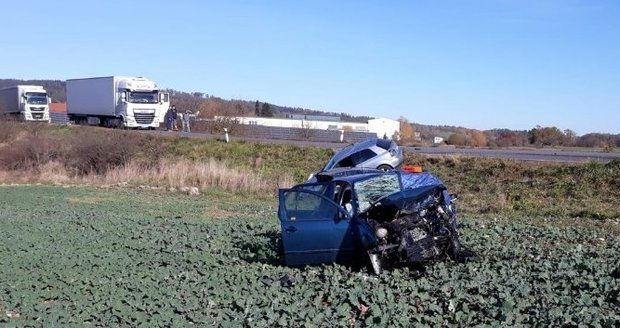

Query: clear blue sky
left=1, top=0, right=619, bottom=134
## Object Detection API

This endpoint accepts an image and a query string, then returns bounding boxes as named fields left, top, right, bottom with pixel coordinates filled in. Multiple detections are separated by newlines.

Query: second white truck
left=0, top=85, right=51, bottom=122
left=66, top=76, right=169, bottom=129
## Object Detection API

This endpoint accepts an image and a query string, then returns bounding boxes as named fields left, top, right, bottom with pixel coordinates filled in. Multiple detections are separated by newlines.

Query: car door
left=278, top=189, right=356, bottom=266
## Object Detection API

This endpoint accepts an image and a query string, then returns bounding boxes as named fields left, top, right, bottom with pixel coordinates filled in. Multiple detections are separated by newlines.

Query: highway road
left=149, top=130, right=620, bottom=163
left=402, top=146, right=620, bottom=162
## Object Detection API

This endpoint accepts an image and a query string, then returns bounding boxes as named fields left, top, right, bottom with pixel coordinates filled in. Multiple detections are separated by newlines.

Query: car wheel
left=376, top=164, right=393, bottom=171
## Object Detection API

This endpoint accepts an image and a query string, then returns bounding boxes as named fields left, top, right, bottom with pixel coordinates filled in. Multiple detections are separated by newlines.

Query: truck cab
left=66, top=76, right=169, bottom=129
left=21, top=89, right=50, bottom=121
left=117, top=77, right=168, bottom=128
left=0, top=85, right=51, bottom=122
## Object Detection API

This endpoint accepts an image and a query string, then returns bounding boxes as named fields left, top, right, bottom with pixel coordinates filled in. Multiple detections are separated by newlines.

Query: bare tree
left=297, top=120, right=316, bottom=140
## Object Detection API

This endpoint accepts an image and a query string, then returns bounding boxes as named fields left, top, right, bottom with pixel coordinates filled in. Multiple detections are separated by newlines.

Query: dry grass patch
left=99, top=158, right=293, bottom=193
left=204, top=207, right=236, bottom=219
left=66, top=195, right=106, bottom=205
left=0, top=157, right=292, bottom=195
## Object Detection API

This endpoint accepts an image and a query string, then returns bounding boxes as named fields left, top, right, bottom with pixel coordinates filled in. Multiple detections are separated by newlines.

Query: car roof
left=325, top=138, right=381, bottom=168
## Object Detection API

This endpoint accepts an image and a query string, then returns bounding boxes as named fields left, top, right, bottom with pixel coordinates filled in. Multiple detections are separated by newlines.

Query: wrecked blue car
left=278, top=168, right=474, bottom=274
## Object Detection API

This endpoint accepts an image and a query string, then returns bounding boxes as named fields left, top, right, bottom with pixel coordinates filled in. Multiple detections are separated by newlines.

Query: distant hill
left=163, top=89, right=372, bottom=123
left=1, top=78, right=618, bottom=148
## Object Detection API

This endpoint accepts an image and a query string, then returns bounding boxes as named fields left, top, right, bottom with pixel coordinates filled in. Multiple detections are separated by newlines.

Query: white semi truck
left=0, top=85, right=51, bottom=122
left=66, top=76, right=169, bottom=129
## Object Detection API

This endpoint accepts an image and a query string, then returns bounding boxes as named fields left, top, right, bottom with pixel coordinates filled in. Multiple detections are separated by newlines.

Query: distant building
left=49, top=102, right=67, bottom=113
left=368, top=118, right=400, bottom=139
left=433, top=136, right=444, bottom=145
left=216, top=116, right=400, bottom=139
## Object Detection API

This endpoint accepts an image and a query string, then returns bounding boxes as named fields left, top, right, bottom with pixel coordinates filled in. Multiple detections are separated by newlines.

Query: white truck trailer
left=66, top=76, right=169, bottom=129
left=0, top=85, right=51, bottom=122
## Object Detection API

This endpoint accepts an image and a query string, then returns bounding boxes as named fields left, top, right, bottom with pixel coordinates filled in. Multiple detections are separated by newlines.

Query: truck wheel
left=106, top=118, right=122, bottom=129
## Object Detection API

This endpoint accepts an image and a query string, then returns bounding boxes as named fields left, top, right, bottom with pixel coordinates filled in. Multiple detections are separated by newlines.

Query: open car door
left=278, top=189, right=356, bottom=266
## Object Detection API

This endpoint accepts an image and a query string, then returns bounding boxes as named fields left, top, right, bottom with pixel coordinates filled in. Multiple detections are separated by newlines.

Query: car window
left=355, top=174, right=401, bottom=213
left=295, top=184, right=329, bottom=196
left=283, top=191, right=339, bottom=221
left=334, top=156, right=354, bottom=168
left=376, top=139, right=392, bottom=150
left=324, top=144, right=355, bottom=169
left=331, top=182, right=352, bottom=205
left=341, top=188, right=352, bottom=206
left=352, top=149, right=378, bottom=165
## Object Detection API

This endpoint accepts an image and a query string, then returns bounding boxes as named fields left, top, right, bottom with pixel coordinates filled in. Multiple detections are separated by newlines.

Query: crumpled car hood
left=400, top=171, right=444, bottom=190
left=365, top=172, right=448, bottom=220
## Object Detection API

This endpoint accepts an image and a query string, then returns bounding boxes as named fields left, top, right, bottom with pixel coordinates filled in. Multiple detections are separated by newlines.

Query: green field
left=1, top=186, right=618, bottom=326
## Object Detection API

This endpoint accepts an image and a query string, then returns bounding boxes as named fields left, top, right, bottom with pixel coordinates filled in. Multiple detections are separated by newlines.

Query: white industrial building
left=216, top=116, right=400, bottom=139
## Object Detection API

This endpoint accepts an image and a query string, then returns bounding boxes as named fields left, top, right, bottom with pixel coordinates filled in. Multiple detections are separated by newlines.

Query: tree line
left=399, top=118, right=619, bottom=150
left=1, top=79, right=617, bottom=149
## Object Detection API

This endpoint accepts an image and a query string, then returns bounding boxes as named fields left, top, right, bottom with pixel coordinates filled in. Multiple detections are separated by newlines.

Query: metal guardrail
left=50, top=112, right=70, bottom=125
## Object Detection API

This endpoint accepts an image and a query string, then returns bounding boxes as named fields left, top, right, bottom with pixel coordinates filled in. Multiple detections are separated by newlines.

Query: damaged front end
left=363, top=186, right=475, bottom=274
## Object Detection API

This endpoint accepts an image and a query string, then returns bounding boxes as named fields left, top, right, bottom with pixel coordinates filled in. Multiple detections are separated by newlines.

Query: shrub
left=603, top=143, right=615, bottom=153
left=0, top=134, right=60, bottom=170
left=201, top=116, right=243, bottom=135
left=61, top=131, right=138, bottom=175
left=447, top=133, right=467, bottom=146
left=0, top=121, right=20, bottom=143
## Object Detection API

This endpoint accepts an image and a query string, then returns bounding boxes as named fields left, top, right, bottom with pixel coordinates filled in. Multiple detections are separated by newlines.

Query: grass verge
left=1, top=121, right=619, bottom=219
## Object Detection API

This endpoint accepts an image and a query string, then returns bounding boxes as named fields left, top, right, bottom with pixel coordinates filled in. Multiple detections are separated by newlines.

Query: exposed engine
left=365, top=188, right=474, bottom=274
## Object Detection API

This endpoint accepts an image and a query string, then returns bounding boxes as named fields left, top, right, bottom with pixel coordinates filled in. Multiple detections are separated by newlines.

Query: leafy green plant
left=0, top=186, right=618, bottom=326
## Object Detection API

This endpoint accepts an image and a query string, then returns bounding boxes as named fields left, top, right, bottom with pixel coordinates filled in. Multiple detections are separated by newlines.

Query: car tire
left=376, top=164, right=393, bottom=171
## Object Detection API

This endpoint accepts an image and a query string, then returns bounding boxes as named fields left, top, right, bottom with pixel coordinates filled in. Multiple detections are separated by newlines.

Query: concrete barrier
left=194, top=122, right=376, bottom=143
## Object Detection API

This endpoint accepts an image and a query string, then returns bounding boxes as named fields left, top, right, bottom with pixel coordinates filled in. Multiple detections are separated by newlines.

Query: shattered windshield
left=355, top=174, right=401, bottom=213
left=128, top=91, right=159, bottom=104
left=26, top=93, right=47, bottom=105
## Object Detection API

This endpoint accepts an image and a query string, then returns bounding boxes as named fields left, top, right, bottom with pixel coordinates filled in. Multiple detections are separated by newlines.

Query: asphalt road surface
left=149, top=130, right=620, bottom=163
left=402, top=146, right=620, bottom=162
